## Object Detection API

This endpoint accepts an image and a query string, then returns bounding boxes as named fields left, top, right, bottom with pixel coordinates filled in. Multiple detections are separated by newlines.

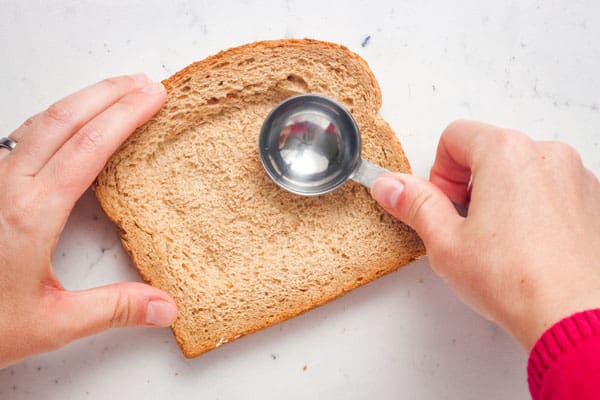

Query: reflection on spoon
left=280, top=148, right=330, bottom=175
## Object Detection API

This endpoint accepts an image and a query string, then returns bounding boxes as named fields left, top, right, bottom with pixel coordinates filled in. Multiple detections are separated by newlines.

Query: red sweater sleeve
left=528, top=309, right=600, bottom=399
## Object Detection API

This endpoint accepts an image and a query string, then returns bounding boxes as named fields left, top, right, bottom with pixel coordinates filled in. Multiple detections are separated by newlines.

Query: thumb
left=371, top=173, right=463, bottom=246
left=52, top=282, right=178, bottom=342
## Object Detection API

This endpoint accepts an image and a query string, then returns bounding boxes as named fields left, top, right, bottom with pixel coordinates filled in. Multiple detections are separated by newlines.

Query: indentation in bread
left=95, top=39, right=425, bottom=358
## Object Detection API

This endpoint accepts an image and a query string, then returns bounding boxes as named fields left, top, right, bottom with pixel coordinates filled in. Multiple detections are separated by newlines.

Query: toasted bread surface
left=95, top=39, right=425, bottom=357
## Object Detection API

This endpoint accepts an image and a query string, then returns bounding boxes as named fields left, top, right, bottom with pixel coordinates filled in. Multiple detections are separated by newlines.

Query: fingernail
left=130, top=73, right=151, bottom=86
left=371, top=177, right=404, bottom=209
left=141, top=82, right=166, bottom=94
left=146, top=300, right=177, bottom=326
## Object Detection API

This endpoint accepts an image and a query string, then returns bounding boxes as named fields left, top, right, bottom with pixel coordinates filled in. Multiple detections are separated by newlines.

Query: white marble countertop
left=1, top=1, right=599, bottom=399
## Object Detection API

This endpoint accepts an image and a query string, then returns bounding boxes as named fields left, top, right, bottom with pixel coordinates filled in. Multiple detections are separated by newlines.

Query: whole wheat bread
left=95, top=39, right=425, bottom=358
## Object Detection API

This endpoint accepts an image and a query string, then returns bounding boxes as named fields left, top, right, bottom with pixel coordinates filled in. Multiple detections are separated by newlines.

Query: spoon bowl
left=259, top=94, right=388, bottom=196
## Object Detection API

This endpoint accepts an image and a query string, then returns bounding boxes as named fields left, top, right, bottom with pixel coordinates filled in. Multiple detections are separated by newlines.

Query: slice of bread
left=95, top=39, right=425, bottom=358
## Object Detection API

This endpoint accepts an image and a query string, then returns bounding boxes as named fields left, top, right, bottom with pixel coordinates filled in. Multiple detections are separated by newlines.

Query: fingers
left=38, top=82, right=166, bottom=207
left=371, top=173, right=463, bottom=248
left=50, top=282, right=178, bottom=343
left=8, top=74, right=152, bottom=176
left=429, top=120, right=500, bottom=205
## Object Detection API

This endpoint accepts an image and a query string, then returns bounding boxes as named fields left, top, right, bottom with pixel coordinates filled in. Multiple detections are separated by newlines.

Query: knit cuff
left=527, top=309, right=600, bottom=398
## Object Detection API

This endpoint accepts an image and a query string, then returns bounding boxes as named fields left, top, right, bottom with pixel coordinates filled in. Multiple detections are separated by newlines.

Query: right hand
left=371, top=120, right=600, bottom=350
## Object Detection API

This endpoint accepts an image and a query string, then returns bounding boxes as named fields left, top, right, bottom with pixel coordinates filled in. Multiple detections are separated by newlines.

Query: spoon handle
left=351, top=158, right=390, bottom=189
left=352, top=158, right=470, bottom=217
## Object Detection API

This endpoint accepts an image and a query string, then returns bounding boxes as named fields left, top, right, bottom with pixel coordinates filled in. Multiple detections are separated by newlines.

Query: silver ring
left=0, top=137, right=17, bottom=151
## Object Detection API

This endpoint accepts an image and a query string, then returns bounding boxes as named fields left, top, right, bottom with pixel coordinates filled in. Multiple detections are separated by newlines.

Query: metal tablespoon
left=259, top=94, right=391, bottom=196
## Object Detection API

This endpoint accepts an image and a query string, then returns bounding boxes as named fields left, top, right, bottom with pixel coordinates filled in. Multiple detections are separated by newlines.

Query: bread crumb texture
left=95, top=39, right=425, bottom=358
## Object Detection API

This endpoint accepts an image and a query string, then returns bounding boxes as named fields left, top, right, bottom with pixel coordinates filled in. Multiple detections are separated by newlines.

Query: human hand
left=0, top=74, right=177, bottom=368
left=371, top=120, right=600, bottom=349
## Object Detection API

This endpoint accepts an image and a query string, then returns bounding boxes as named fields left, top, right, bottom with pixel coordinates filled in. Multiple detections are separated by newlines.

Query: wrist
left=504, top=285, right=600, bottom=350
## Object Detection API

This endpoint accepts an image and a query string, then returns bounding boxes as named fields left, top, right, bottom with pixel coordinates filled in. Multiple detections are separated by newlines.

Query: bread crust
left=95, top=39, right=425, bottom=358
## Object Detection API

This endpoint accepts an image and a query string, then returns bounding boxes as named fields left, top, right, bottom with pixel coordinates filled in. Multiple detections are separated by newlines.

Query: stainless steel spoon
left=259, top=94, right=390, bottom=196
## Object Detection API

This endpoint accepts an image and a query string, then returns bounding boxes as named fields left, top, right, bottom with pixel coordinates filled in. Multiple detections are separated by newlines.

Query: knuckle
left=489, top=129, right=521, bottom=148
left=101, top=76, right=123, bottom=90
left=44, top=101, right=74, bottom=126
left=486, top=130, right=533, bottom=160
left=2, top=189, right=40, bottom=228
left=75, top=124, right=104, bottom=154
left=110, top=292, right=132, bottom=328
left=551, top=141, right=582, bottom=165
left=407, top=189, right=436, bottom=236
left=21, top=115, right=36, bottom=128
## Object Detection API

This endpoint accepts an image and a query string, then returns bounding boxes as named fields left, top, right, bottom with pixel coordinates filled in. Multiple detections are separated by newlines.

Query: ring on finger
left=0, top=137, right=17, bottom=151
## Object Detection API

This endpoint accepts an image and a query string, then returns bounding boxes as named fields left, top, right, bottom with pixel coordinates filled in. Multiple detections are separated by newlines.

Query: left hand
left=0, top=74, right=177, bottom=368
